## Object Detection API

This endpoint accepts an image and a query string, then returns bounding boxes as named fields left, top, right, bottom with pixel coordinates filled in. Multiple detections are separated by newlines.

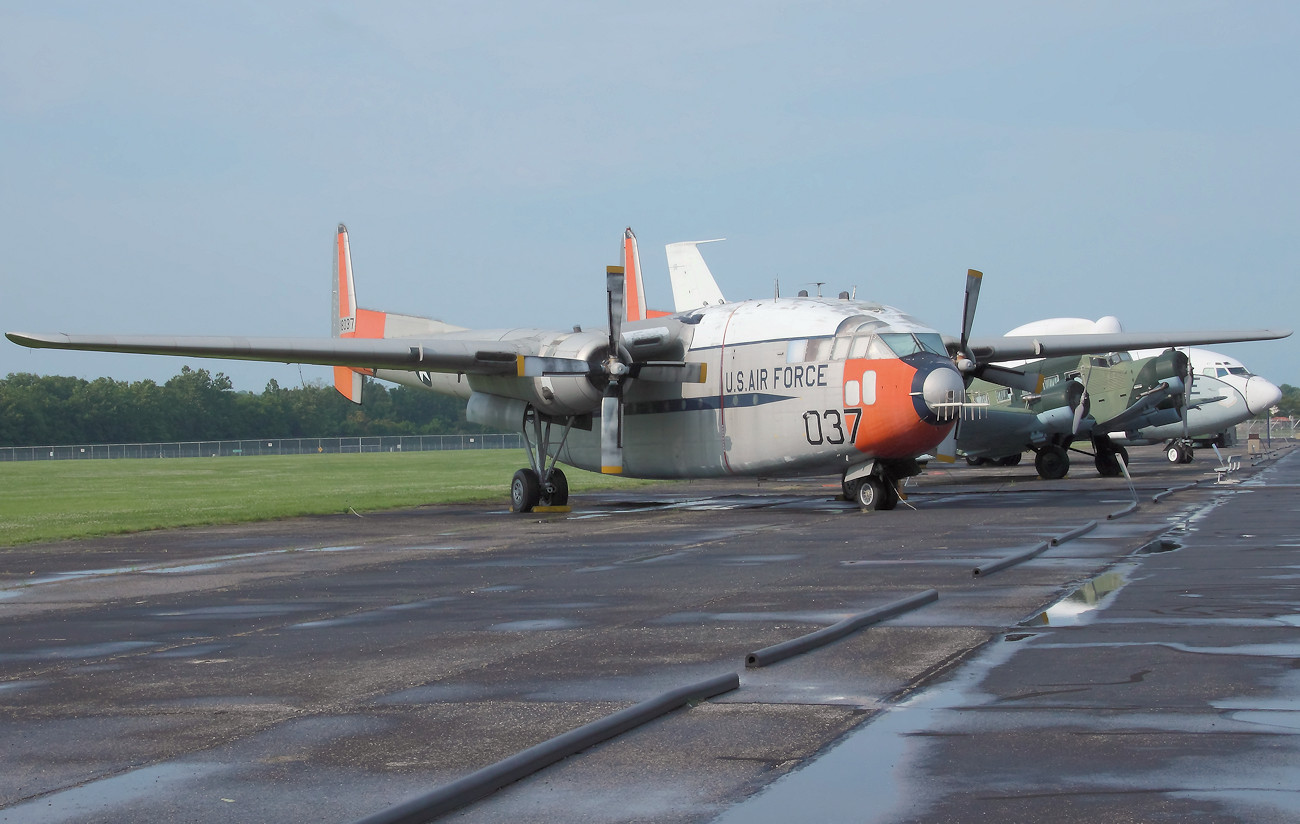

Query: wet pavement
left=0, top=444, right=1295, bottom=823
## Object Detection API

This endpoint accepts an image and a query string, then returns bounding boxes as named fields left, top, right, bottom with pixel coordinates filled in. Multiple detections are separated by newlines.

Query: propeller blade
left=960, top=269, right=983, bottom=353
left=600, top=385, right=623, bottom=474
left=629, top=361, right=708, bottom=383
left=1073, top=387, right=1089, bottom=436
left=607, top=266, right=625, bottom=355
left=932, top=426, right=959, bottom=464
left=1182, top=348, right=1192, bottom=440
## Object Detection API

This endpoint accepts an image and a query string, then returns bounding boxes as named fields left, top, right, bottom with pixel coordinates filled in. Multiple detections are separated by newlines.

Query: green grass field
left=0, top=451, right=654, bottom=546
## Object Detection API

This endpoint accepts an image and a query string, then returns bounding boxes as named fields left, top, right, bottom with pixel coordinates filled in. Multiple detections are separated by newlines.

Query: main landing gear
left=1166, top=440, right=1195, bottom=464
left=1033, top=436, right=1130, bottom=480
left=842, top=468, right=901, bottom=511
left=1033, top=444, right=1070, bottom=480
left=511, top=405, right=574, bottom=513
left=1091, top=436, right=1129, bottom=478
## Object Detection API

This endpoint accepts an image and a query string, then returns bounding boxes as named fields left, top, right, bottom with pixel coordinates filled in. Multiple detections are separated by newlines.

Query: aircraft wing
left=4, top=332, right=531, bottom=375
left=955, top=329, right=1291, bottom=363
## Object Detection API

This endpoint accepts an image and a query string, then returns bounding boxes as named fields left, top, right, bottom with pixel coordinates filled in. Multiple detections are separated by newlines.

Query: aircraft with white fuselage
left=1003, top=316, right=1283, bottom=463
left=7, top=224, right=1291, bottom=512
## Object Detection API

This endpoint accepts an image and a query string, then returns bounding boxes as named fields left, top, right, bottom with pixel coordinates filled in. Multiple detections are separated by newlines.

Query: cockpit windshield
left=915, top=333, right=948, bottom=356
left=879, top=332, right=946, bottom=357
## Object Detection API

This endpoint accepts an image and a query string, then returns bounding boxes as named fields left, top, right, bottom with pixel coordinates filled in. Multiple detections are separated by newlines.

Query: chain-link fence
left=0, top=434, right=524, bottom=462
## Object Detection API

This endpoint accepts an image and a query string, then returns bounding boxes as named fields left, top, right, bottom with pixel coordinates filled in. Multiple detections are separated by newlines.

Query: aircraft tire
left=1094, top=451, right=1122, bottom=477
left=1167, top=443, right=1185, bottom=463
left=1180, top=447, right=1194, bottom=464
left=543, top=468, right=569, bottom=506
left=1035, top=446, right=1069, bottom=480
left=511, top=468, right=541, bottom=513
left=997, top=453, right=1022, bottom=467
left=856, top=477, right=887, bottom=510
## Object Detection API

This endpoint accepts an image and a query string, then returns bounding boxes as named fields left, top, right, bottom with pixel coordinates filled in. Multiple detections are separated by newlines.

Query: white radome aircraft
left=1004, top=316, right=1284, bottom=462
left=6, top=225, right=1291, bottom=512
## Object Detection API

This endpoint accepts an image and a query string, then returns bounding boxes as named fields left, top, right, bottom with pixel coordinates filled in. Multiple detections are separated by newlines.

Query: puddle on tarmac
left=489, top=618, right=582, bottom=631
left=1137, top=538, right=1182, bottom=554
left=3, top=545, right=366, bottom=595
left=0, top=640, right=159, bottom=663
left=1022, top=564, right=1137, bottom=628
left=0, top=761, right=226, bottom=822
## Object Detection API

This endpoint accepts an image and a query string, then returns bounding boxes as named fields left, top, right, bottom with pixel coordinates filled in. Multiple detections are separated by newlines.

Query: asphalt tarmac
left=1, top=444, right=1296, bottom=823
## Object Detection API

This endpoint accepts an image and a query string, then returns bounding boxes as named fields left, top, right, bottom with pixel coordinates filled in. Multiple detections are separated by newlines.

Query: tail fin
left=666, top=238, right=726, bottom=311
left=330, top=223, right=468, bottom=403
left=332, top=224, right=366, bottom=403
left=623, top=228, right=648, bottom=322
left=621, top=228, right=674, bottom=322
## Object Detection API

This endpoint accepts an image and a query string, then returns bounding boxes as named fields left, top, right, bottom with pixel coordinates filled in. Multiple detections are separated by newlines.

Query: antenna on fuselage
left=774, top=278, right=780, bottom=299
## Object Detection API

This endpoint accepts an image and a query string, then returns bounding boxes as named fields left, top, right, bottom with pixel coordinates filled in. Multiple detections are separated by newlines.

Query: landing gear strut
left=511, top=405, right=574, bottom=513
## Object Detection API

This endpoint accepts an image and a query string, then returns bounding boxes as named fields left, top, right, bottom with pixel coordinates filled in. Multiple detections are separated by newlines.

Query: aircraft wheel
left=965, top=455, right=983, bottom=466
left=1166, top=443, right=1184, bottom=463
left=1180, top=447, right=1194, bottom=464
left=998, top=453, right=1022, bottom=467
left=1094, top=450, right=1122, bottom=477
left=1035, top=445, right=1069, bottom=480
left=1116, top=446, right=1129, bottom=466
left=542, top=468, right=569, bottom=506
left=856, top=476, right=887, bottom=510
left=511, top=468, right=541, bottom=513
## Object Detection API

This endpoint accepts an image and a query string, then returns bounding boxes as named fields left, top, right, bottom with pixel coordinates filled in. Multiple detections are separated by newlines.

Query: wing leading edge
left=955, top=329, right=1291, bottom=363
left=4, top=331, right=531, bottom=375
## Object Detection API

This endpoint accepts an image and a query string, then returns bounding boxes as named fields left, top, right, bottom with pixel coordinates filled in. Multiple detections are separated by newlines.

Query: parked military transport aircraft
left=1004, top=317, right=1284, bottom=463
left=957, top=347, right=1190, bottom=479
left=6, top=225, right=1291, bottom=511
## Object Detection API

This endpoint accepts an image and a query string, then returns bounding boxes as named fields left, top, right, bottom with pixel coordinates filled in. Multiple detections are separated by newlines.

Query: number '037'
left=803, top=409, right=860, bottom=445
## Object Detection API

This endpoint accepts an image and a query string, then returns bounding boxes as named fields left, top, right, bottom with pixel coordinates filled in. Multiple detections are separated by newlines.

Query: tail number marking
left=804, top=409, right=858, bottom=446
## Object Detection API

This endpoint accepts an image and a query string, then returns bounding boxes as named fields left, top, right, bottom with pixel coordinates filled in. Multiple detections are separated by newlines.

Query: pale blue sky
left=3, top=1, right=1297, bottom=392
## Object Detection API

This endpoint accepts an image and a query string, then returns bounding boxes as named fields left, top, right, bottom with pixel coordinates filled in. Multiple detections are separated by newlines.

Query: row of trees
left=0, top=368, right=489, bottom=446
left=1279, top=384, right=1300, bottom=419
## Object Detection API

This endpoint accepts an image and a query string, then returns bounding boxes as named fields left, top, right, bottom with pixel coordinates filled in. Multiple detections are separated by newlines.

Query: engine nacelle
left=1029, top=378, right=1086, bottom=416
left=468, top=330, right=612, bottom=416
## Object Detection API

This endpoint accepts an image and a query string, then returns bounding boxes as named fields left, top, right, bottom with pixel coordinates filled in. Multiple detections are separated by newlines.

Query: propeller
left=601, top=266, right=629, bottom=473
left=515, top=265, right=707, bottom=475
left=952, top=269, right=1041, bottom=393
left=954, top=269, right=982, bottom=377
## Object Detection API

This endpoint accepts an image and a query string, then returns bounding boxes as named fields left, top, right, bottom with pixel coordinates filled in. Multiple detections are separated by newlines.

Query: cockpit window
left=1228, top=366, right=1252, bottom=377
left=849, top=334, right=895, bottom=360
left=879, top=333, right=925, bottom=357
left=915, top=333, right=947, bottom=355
